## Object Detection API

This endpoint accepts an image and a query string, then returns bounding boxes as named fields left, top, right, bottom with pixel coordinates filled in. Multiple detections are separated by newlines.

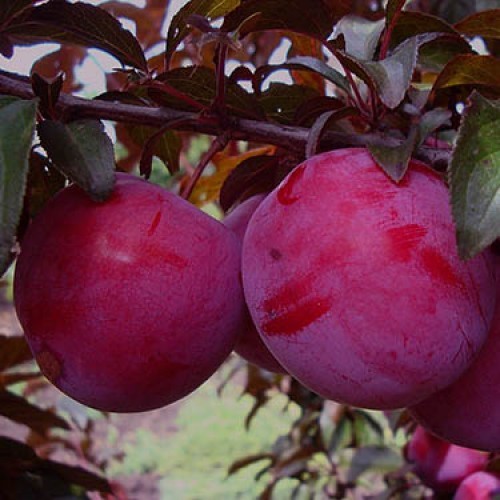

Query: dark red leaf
left=294, top=95, right=346, bottom=126
left=455, top=9, right=500, bottom=39
left=258, top=83, right=320, bottom=124
left=0, top=389, right=70, bottom=434
left=390, top=11, right=459, bottom=47
left=228, top=453, right=273, bottom=476
left=39, top=460, right=111, bottom=493
left=30, top=46, right=87, bottom=94
left=433, top=54, right=500, bottom=94
left=166, top=0, right=240, bottom=66
left=0, top=335, right=32, bottom=371
left=5, top=1, right=147, bottom=70
left=0, top=436, right=37, bottom=462
left=26, top=152, right=66, bottom=218
left=31, top=72, right=63, bottom=118
left=219, top=155, right=280, bottom=211
left=0, top=0, right=33, bottom=26
left=0, top=34, right=14, bottom=58
left=151, top=66, right=263, bottom=119
left=222, top=0, right=344, bottom=41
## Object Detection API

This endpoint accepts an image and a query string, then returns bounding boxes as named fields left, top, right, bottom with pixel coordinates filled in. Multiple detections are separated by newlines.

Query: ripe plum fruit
left=407, top=426, right=488, bottom=493
left=242, top=148, right=496, bottom=409
left=410, top=261, right=500, bottom=451
left=224, top=195, right=285, bottom=373
left=14, top=173, right=244, bottom=412
left=454, top=472, right=500, bottom=500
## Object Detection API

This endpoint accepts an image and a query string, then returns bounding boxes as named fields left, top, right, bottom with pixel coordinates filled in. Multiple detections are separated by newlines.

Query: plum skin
left=407, top=426, right=488, bottom=493
left=410, top=260, right=500, bottom=451
left=454, top=472, right=500, bottom=500
left=224, top=195, right=286, bottom=373
left=14, top=173, right=245, bottom=413
left=242, top=148, right=496, bottom=410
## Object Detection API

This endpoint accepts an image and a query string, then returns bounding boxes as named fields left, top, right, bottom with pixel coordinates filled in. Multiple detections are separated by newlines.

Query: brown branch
left=0, top=70, right=450, bottom=169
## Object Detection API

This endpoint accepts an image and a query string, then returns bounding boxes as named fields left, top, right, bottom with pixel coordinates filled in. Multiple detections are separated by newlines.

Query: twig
left=0, top=70, right=450, bottom=169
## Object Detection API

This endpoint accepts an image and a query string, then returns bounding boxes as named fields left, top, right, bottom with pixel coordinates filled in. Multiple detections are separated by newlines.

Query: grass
left=109, top=373, right=301, bottom=499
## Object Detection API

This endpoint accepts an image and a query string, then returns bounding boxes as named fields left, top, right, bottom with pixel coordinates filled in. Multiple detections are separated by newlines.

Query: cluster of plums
left=14, top=148, right=500, bottom=453
left=407, top=426, right=500, bottom=498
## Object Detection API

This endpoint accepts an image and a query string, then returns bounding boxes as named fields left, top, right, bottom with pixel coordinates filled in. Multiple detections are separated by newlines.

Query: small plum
left=454, top=472, right=500, bottom=500
left=224, top=195, right=285, bottom=373
left=242, top=148, right=496, bottom=409
left=407, top=426, right=488, bottom=493
left=14, top=173, right=244, bottom=412
left=410, top=261, right=500, bottom=451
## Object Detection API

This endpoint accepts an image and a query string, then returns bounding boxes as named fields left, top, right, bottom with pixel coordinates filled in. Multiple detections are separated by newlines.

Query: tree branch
left=0, top=70, right=449, bottom=169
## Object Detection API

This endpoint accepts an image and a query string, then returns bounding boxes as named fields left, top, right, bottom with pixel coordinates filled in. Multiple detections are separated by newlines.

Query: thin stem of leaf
left=214, top=42, right=229, bottom=113
left=379, top=0, right=406, bottom=60
left=180, top=130, right=231, bottom=200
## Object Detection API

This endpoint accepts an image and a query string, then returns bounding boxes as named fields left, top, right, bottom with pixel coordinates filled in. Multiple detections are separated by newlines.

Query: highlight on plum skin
left=223, top=195, right=286, bottom=373
left=14, top=173, right=245, bottom=413
left=410, top=260, right=500, bottom=451
left=242, top=148, right=497, bottom=410
left=406, top=426, right=489, bottom=493
left=454, top=472, right=500, bottom=500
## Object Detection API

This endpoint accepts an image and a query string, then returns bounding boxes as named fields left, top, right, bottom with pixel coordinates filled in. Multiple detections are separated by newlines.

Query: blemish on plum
left=262, top=298, right=331, bottom=336
left=148, top=210, right=162, bottom=236
left=36, top=350, right=62, bottom=382
left=420, top=248, right=465, bottom=290
left=163, top=252, right=189, bottom=269
left=386, top=224, right=427, bottom=261
left=270, top=248, right=282, bottom=260
left=277, top=165, right=305, bottom=205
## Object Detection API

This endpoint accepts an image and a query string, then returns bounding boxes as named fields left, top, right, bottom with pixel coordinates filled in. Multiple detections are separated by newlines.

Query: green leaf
left=0, top=97, right=37, bottom=276
left=369, top=127, right=419, bottom=182
left=347, top=446, right=403, bottom=483
left=433, top=55, right=500, bottom=93
left=455, top=9, right=500, bottom=39
left=362, top=37, right=418, bottom=109
left=38, top=119, right=115, bottom=202
left=127, top=125, right=182, bottom=174
left=417, top=108, right=452, bottom=145
left=418, top=34, right=473, bottom=72
left=0, top=335, right=32, bottom=372
left=222, top=0, right=345, bottom=41
left=386, top=0, right=406, bottom=25
left=0, top=95, right=20, bottom=110
left=5, top=1, right=147, bottom=70
left=449, top=92, right=500, bottom=259
left=166, top=0, right=240, bottom=65
left=281, top=56, right=350, bottom=93
left=334, top=15, right=385, bottom=60
left=0, top=389, right=70, bottom=434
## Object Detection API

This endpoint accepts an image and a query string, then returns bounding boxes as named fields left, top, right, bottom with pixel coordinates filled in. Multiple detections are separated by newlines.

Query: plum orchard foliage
left=0, top=0, right=500, bottom=497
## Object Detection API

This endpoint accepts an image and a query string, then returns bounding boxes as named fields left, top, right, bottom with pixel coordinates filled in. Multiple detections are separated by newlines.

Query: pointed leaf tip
left=449, top=92, right=500, bottom=259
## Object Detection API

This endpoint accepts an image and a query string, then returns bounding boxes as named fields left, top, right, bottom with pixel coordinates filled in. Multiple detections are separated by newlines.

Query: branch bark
left=0, top=70, right=449, bottom=169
